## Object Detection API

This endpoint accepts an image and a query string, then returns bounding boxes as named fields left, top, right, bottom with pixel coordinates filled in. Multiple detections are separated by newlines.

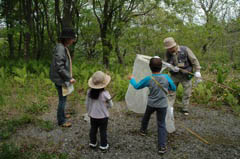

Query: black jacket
left=50, top=43, right=71, bottom=86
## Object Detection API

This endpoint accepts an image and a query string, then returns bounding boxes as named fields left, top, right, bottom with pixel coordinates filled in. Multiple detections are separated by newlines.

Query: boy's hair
left=89, top=88, right=104, bottom=99
left=149, top=58, right=162, bottom=72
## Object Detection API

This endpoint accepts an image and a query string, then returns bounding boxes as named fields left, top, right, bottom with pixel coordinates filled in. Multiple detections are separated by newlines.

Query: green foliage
left=24, top=101, right=49, bottom=115
left=111, top=74, right=128, bottom=101
left=216, top=65, right=230, bottom=84
left=0, top=67, right=5, bottom=79
left=0, top=95, right=5, bottom=106
left=224, top=92, right=238, bottom=107
left=193, top=83, right=212, bottom=104
left=0, top=143, right=22, bottom=159
left=37, top=152, right=68, bottom=159
left=176, top=85, right=183, bottom=101
left=0, top=143, right=68, bottom=159
left=12, top=66, right=28, bottom=86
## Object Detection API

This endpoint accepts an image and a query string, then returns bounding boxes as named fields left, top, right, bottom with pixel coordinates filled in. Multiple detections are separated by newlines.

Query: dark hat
left=60, top=27, right=76, bottom=39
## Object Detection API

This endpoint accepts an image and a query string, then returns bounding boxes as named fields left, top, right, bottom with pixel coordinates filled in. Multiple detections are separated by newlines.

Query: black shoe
left=158, top=146, right=167, bottom=154
left=139, top=129, right=147, bottom=136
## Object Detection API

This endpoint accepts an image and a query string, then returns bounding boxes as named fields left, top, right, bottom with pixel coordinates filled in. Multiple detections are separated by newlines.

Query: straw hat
left=88, top=71, right=111, bottom=89
left=163, top=37, right=177, bottom=49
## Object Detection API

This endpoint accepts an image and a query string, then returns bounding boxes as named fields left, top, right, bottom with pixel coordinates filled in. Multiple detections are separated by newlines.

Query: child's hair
left=149, top=57, right=162, bottom=72
left=89, top=88, right=104, bottom=99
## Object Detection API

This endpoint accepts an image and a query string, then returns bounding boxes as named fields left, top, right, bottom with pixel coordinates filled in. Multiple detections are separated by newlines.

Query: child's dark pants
left=141, top=106, right=167, bottom=148
left=90, top=117, right=108, bottom=147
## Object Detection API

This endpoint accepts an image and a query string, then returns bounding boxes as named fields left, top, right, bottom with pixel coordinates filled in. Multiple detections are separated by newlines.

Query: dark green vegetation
left=0, top=0, right=240, bottom=158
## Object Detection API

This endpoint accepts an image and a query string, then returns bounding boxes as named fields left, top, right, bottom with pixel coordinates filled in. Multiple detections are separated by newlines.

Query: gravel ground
left=9, top=101, right=240, bottom=159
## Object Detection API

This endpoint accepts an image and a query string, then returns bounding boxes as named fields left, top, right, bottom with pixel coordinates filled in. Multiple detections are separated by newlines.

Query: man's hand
left=194, top=72, right=201, bottom=78
left=70, top=78, right=76, bottom=84
left=164, top=63, right=172, bottom=67
left=172, top=66, right=180, bottom=72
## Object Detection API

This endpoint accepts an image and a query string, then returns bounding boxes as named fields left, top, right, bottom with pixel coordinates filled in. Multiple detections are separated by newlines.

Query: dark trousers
left=90, top=117, right=108, bottom=147
left=141, top=106, right=167, bottom=147
left=55, top=84, right=67, bottom=125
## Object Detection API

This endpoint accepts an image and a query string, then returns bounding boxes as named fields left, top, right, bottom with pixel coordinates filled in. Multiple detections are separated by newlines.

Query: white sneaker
left=89, top=142, right=97, bottom=148
left=99, top=144, right=109, bottom=152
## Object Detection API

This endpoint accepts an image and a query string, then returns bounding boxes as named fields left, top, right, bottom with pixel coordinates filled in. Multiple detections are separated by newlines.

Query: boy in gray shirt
left=129, top=57, right=176, bottom=154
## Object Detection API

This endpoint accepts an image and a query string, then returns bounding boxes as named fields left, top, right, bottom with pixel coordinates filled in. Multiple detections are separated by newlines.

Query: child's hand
left=128, top=75, right=134, bottom=80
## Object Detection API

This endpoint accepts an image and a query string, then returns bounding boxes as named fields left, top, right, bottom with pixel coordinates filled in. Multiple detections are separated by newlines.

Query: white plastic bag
left=165, top=101, right=176, bottom=133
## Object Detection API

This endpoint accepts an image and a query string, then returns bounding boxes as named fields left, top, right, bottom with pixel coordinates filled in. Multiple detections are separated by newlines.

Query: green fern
left=193, top=83, right=212, bottom=104
left=224, top=92, right=238, bottom=107
left=13, top=66, right=28, bottom=86
left=0, top=67, right=5, bottom=79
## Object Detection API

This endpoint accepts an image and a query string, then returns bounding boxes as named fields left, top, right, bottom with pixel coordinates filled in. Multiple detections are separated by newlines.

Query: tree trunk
left=7, top=32, right=14, bottom=58
left=22, top=0, right=33, bottom=60
left=55, top=0, right=62, bottom=38
left=115, top=36, right=123, bottom=64
left=101, top=29, right=112, bottom=68
left=24, top=32, right=31, bottom=59
left=18, top=31, right=23, bottom=58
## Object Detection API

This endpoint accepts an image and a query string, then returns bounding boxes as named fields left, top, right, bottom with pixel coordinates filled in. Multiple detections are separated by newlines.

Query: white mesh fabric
left=125, top=54, right=152, bottom=113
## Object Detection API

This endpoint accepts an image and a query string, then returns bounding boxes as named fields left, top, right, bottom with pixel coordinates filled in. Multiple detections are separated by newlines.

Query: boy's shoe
left=158, top=146, right=167, bottom=154
left=65, top=114, right=71, bottom=119
left=60, top=122, right=72, bottom=127
left=89, top=142, right=97, bottom=148
left=139, top=129, right=147, bottom=136
left=99, top=144, right=109, bottom=153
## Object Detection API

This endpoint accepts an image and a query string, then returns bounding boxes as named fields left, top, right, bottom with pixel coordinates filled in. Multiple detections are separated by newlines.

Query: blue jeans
left=141, top=106, right=167, bottom=148
left=55, top=84, right=67, bottom=125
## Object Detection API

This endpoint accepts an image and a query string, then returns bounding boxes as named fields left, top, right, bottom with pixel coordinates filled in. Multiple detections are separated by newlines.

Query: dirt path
left=9, top=101, right=240, bottom=159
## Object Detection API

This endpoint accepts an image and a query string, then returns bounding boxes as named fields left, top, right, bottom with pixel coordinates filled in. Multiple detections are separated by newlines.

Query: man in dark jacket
left=50, top=28, right=76, bottom=127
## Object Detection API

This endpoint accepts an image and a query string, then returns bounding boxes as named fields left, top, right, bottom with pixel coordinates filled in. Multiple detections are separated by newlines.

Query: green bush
left=224, top=92, right=238, bottom=107
left=111, top=73, right=129, bottom=101
left=176, top=85, right=183, bottom=101
left=192, top=83, right=212, bottom=104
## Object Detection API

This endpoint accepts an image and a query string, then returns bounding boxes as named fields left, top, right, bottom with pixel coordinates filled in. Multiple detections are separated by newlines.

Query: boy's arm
left=129, top=76, right=151, bottom=90
left=164, top=75, right=176, bottom=91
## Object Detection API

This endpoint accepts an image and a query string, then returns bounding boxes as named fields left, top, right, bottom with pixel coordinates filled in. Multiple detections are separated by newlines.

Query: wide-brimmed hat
left=88, top=71, right=111, bottom=89
left=163, top=37, right=177, bottom=49
left=60, top=27, right=76, bottom=39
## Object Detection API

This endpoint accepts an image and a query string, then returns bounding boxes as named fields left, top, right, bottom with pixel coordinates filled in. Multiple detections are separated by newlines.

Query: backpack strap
left=151, top=77, right=168, bottom=95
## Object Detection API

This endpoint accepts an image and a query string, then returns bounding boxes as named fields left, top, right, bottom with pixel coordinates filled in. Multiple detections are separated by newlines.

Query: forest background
left=0, top=0, right=240, bottom=158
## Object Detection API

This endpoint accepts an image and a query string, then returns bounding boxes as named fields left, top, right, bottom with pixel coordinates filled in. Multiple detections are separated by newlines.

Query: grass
left=0, top=113, right=55, bottom=140
left=0, top=114, right=34, bottom=139
left=0, top=143, right=68, bottom=159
